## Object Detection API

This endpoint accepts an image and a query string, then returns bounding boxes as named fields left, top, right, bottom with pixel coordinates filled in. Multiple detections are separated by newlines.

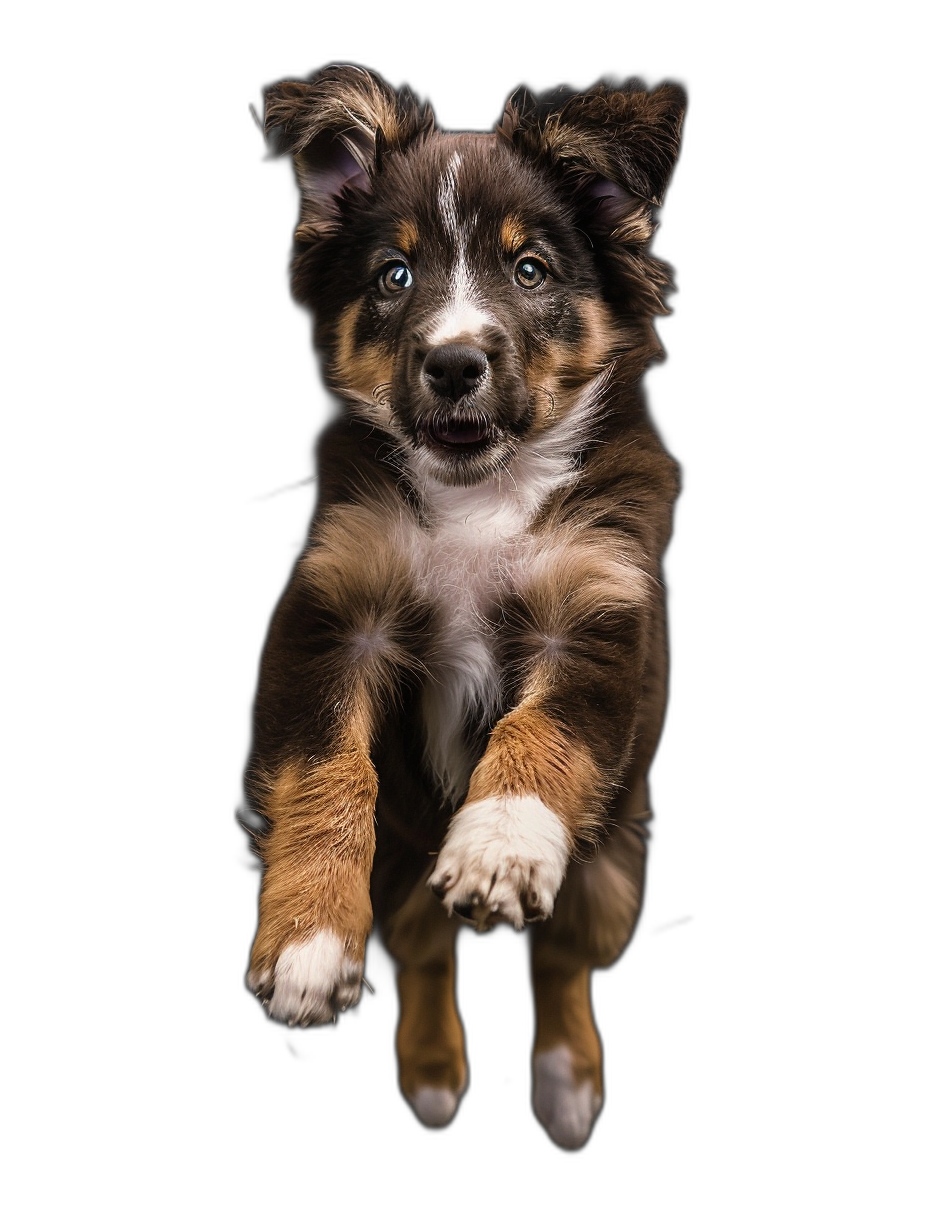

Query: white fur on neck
left=413, top=379, right=604, bottom=800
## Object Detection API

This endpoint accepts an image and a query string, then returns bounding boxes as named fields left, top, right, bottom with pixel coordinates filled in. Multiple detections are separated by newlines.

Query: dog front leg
left=427, top=697, right=598, bottom=930
left=245, top=528, right=418, bottom=1024
left=246, top=724, right=377, bottom=1025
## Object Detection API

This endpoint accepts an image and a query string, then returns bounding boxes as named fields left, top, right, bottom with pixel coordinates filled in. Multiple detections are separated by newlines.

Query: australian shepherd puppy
left=244, top=65, right=685, bottom=1149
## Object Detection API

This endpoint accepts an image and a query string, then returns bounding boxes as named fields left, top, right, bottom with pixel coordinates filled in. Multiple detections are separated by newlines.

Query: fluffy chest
left=405, top=389, right=596, bottom=622
left=386, top=383, right=599, bottom=800
left=418, top=483, right=528, bottom=620
left=408, top=480, right=536, bottom=802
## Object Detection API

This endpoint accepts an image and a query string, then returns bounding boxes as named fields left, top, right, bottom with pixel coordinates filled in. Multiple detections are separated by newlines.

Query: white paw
left=428, top=795, right=570, bottom=930
left=247, top=931, right=363, bottom=1026
left=408, top=1086, right=460, bottom=1128
left=532, top=1046, right=603, bottom=1150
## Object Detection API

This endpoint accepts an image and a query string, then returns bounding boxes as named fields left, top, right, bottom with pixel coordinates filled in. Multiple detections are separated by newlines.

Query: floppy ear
left=264, top=65, right=434, bottom=241
left=499, top=79, right=686, bottom=242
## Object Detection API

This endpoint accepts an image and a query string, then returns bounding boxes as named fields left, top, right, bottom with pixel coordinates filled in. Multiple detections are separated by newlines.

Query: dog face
left=326, top=135, right=614, bottom=486
left=265, top=69, right=684, bottom=486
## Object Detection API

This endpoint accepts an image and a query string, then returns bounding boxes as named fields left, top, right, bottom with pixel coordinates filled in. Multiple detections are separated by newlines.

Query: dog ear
left=264, top=66, right=434, bottom=241
left=499, top=80, right=686, bottom=241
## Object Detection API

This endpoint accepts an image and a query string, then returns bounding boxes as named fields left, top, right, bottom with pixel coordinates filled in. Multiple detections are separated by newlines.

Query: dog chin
left=414, top=436, right=516, bottom=487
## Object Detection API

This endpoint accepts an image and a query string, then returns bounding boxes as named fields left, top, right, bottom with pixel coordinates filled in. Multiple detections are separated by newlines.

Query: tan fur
left=464, top=698, right=603, bottom=841
left=249, top=739, right=378, bottom=977
left=332, top=299, right=391, bottom=391
left=518, top=528, right=652, bottom=630
left=530, top=943, right=603, bottom=1096
left=386, top=877, right=466, bottom=1107
left=396, top=962, right=467, bottom=1106
left=500, top=214, right=527, bottom=253
left=391, top=219, right=419, bottom=255
left=528, top=823, right=647, bottom=1128
left=298, top=500, right=422, bottom=700
left=575, top=298, right=629, bottom=374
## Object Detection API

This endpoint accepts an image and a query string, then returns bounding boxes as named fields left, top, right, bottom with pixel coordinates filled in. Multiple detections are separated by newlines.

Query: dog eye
left=379, top=262, right=414, bottom=295
left=514, top=259, right=547, bottom=289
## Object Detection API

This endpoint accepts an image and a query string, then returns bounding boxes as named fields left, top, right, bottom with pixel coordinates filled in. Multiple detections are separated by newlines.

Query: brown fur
left=244, top=64, right=685, bottom=1148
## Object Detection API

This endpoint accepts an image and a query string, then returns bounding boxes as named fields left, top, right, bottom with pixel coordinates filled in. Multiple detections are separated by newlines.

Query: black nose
left=422, top=344, right=488, bottom=402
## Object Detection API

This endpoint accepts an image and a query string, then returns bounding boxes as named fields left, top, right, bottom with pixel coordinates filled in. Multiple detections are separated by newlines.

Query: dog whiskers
left=499, top=459, right=519, bottom=494
left=537, top=387, right=557, bottom=420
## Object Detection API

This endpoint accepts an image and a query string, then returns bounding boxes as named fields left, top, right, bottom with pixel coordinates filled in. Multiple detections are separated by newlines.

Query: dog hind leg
left=530, top=819, right=647, bottom=1148
left=530, top=944, right=602, bottom=1150
left=382, top=874, right=467, bottom=1128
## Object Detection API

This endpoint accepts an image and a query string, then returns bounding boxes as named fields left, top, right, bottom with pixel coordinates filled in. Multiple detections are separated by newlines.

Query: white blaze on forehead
left=437, top=151, right=463, bottom=236
left=427, top=151, right=495, bottom=348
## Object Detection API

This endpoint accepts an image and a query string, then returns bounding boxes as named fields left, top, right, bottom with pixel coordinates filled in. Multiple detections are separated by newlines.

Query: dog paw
left=247, top=930, right=363, bottom=1026
left=404, top=1069, right=465, bottom=1128
left=532, top=1046, right=603, bottom=1150
left=428, top=795, right=570, bottom=930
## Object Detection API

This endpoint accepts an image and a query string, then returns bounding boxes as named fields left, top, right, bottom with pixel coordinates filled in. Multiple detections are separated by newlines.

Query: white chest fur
left=414, top=477, right=530, bottom=801
left=409, top=418, right=595, bottom=798
left=391, top=378, right=604, bottom=802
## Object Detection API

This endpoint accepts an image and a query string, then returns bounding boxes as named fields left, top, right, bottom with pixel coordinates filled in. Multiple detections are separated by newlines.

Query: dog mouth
left=424, top=414, right=493, bottom=452
left=413, top=409, right=512, bottom=485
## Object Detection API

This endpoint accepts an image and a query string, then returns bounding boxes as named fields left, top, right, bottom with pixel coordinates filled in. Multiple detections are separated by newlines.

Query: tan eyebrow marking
left=500, top=214, right=527, bottom=253
left=394, top=219, right=419, bottom=254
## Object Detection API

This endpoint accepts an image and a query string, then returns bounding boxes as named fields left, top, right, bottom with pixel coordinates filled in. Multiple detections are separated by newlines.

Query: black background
left=189, top=33, right=769, bottom=1192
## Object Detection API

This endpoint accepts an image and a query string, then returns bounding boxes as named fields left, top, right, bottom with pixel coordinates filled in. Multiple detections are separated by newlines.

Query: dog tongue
left=430, top=421, right=488, bottom=446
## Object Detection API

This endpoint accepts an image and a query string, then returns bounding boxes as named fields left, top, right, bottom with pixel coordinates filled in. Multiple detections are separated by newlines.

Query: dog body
left=245, top=67, right=685, bottom=1148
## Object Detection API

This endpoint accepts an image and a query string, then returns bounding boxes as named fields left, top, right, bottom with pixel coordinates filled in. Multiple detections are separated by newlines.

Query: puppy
left=244, top=66, right=685, bottom=1149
